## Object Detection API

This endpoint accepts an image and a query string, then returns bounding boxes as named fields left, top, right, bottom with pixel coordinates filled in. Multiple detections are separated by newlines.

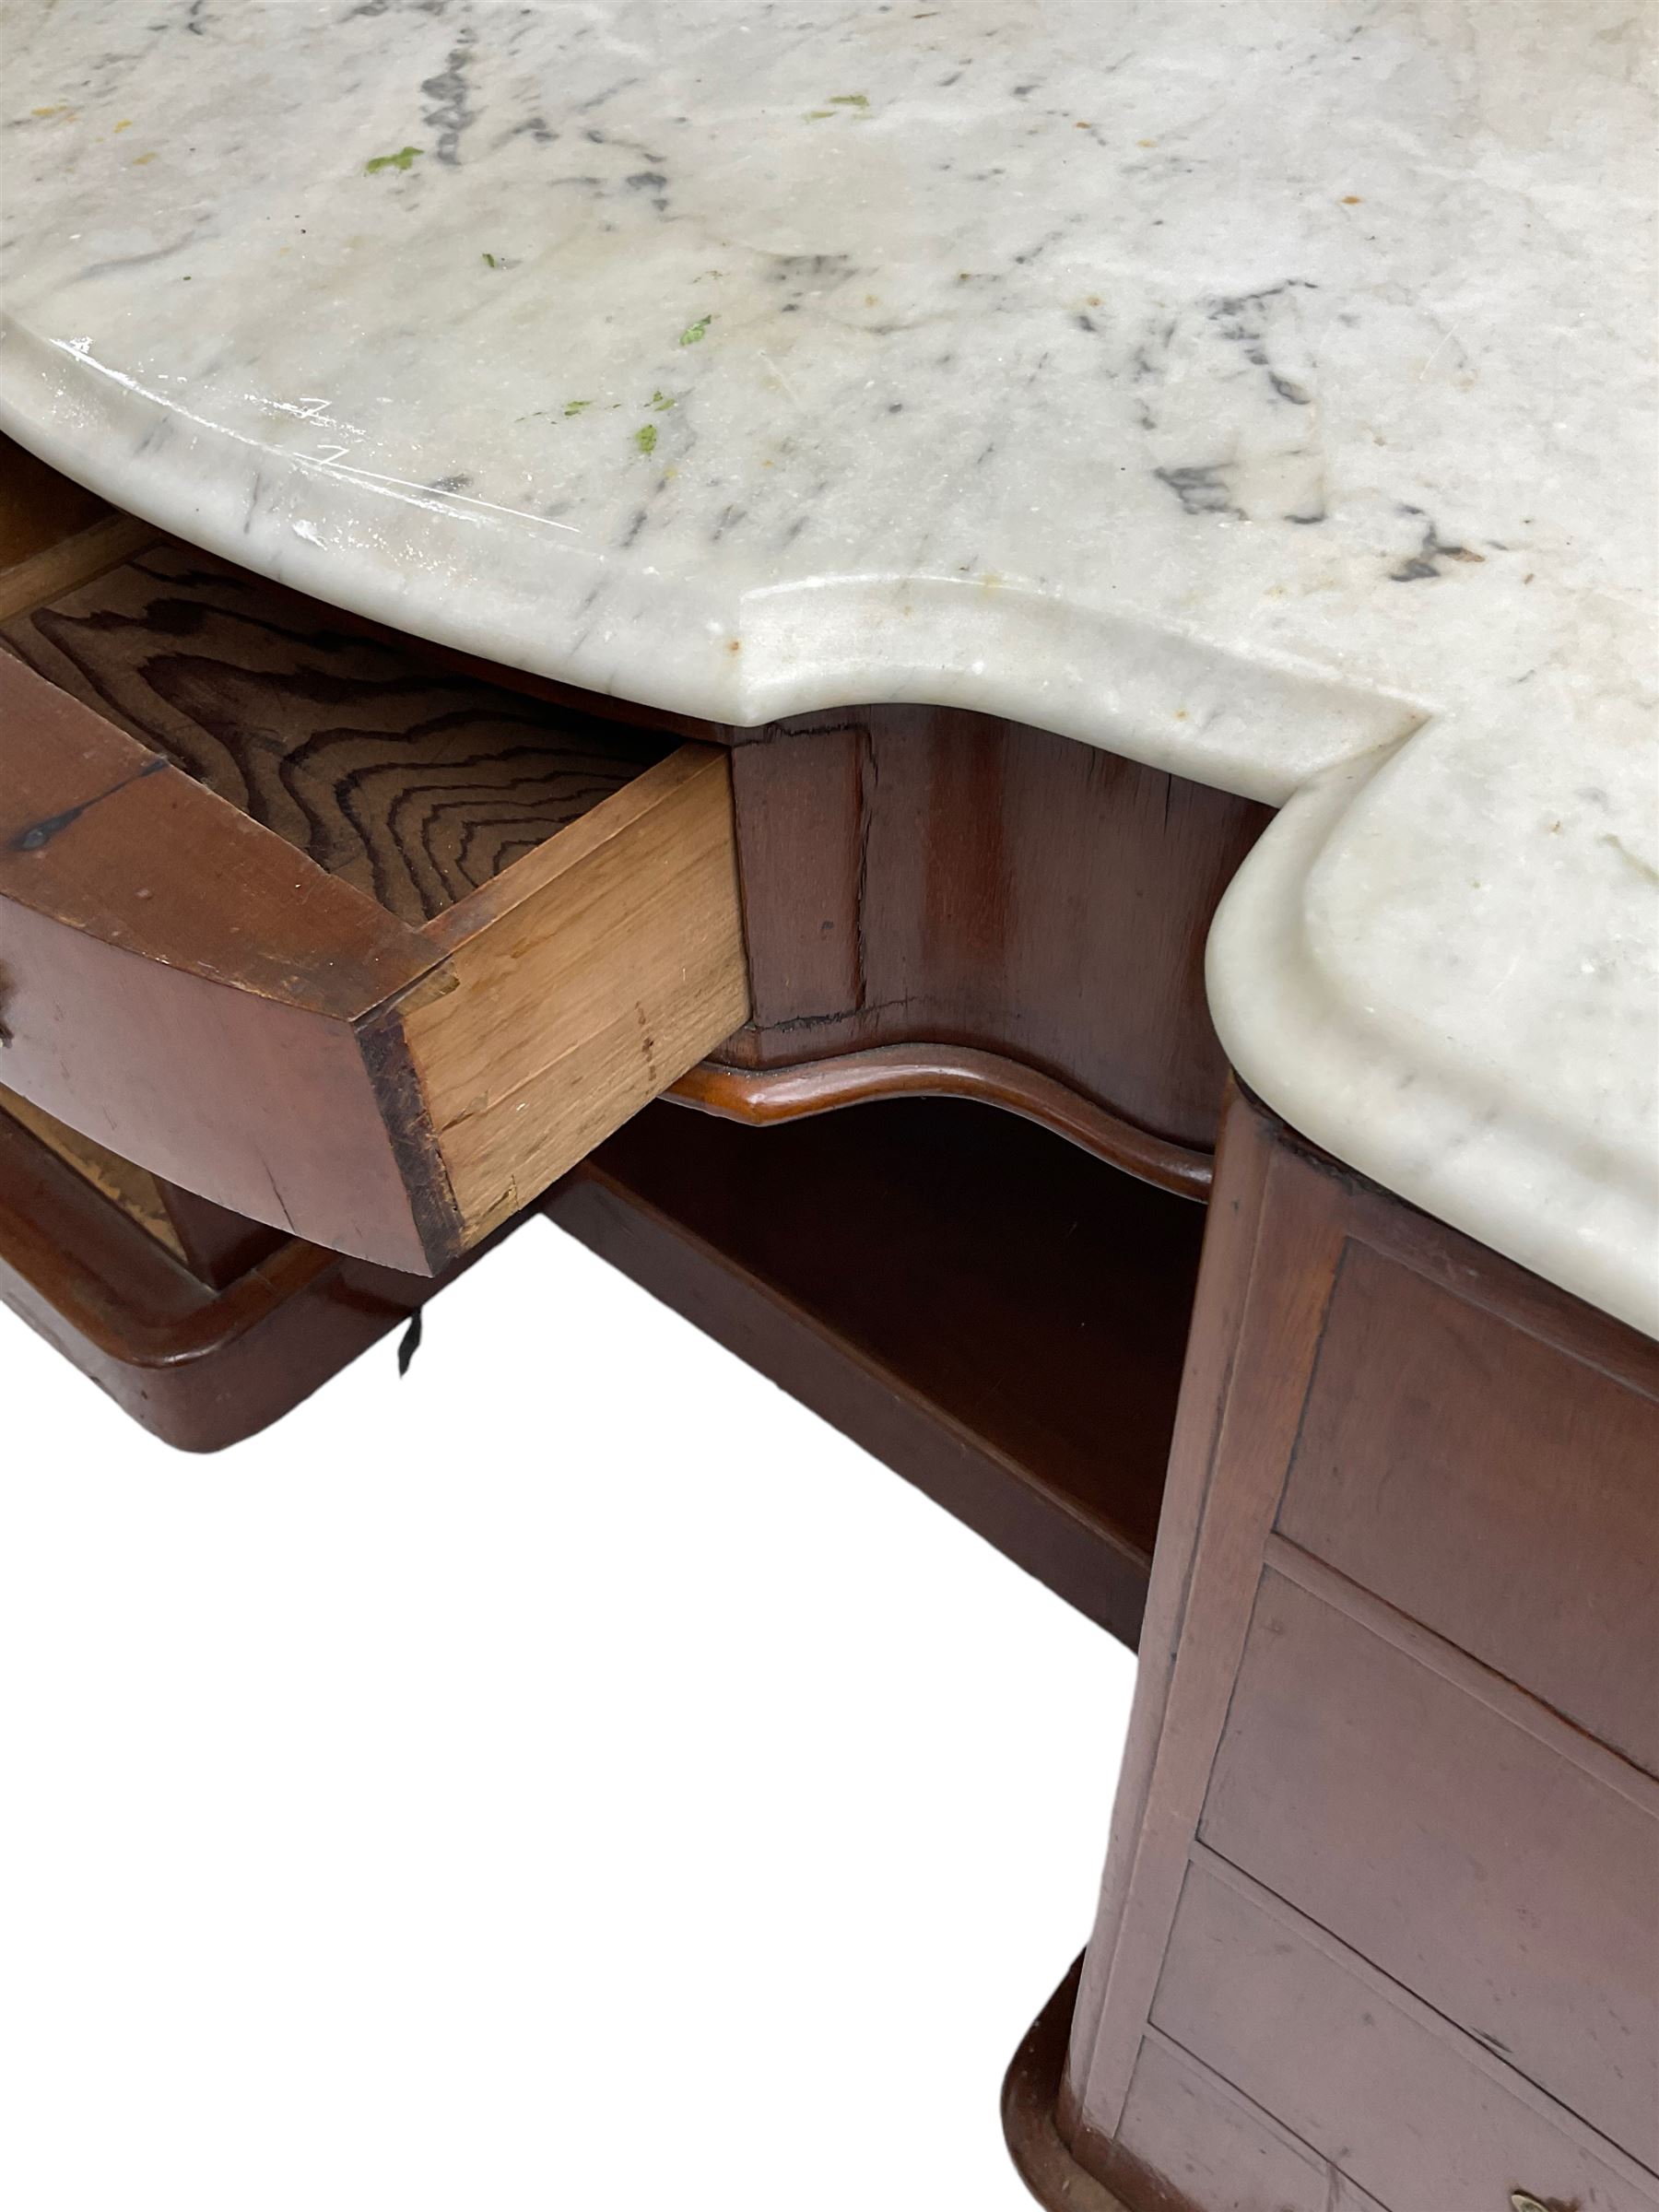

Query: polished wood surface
left=0, top=1096, right=519, bottom=1452
left=1063, top=1092, right=1296, bottom=2119
left=146, top=1176, right=287, bottom=1291
left=548, top=1096, right=1206, bottom=1642
left=672, top=1044, right=1212, bottom=1199
left=1056, top=1091, right=1659, bottom=2211
left=0, top=442, right=1257, bottom=1277
left=0, top=648, right=441, bottom=1266
left=716, top=712, right=1268, bottom=1157
left=1002, top=1961, right=1129, bottom=2212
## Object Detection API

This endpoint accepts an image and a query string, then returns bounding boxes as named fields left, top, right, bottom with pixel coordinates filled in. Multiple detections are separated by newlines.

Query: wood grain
left=0, top=523, right=747, bottom=1267
left=0, top=512, right=161, bottom=622
left=0, top=651, right=443, bottom=1268
left=1, top=539, right=672, bottom=926
left=1155, top=1851, right=1659, bottom=2212
left=1067, top=1105, right=1349, bottom=2143
left=1201, top=1567, right=1659, bottom=2163
left=1062, top=1092, right=1659, bottom=2209
left=1062, top=1088, right=1277, bottom=2118
left=400, top=747, right=749, bottom=1246
left=1277, top=1235, right=1659, bottom=1776
left=720, top=712, right=1269, bottom=1156
left=672, top=1045, right=1212, bottom=1198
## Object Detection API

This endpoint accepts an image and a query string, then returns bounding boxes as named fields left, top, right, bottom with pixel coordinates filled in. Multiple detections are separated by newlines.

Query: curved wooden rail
left=670, top=1044, right=1213, bottom=1201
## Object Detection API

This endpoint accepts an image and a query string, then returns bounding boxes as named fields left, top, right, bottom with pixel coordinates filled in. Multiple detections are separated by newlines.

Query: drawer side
left=394, top=745, right=750, bottom=1248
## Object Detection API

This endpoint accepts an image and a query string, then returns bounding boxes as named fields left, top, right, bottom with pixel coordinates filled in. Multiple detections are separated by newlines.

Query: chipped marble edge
left=0, top=317, right=1426, bottom=809
left=1208, top=754, right=1659, bottom=1345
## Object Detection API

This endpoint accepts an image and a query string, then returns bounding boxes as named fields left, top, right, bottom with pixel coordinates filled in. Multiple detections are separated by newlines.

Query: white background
left=0, top=1214, right=1133, bottom=2210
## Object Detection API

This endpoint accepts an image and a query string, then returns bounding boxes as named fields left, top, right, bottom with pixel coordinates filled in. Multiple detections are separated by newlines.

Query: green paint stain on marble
left=364, top=146, right=422, bottom=174
left=563, top=399, right=593, bottom=417
left=634, top=423, right=658, bottom=455
left=678, top=314, right=713, bottom=347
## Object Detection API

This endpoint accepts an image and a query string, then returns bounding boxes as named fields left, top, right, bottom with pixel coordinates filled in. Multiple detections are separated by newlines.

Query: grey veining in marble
left=1, top=0, right=1655, bottom=1334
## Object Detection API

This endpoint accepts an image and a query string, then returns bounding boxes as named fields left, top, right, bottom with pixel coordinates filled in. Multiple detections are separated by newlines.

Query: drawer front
left=1200, top=1570, right=1659, bottom=2164
left=1277, top=1238, right=1659, bottom=1774
left=1111, top=2032, right=1382, bottom=2212
left=1155, top=1857, right=1659, bottom=2212
left=0, top=521, right=748, bottom=1274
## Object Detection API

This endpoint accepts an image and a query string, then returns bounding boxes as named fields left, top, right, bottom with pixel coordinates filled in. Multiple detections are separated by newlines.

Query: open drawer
left=0, top=466, right=750, bottom=1274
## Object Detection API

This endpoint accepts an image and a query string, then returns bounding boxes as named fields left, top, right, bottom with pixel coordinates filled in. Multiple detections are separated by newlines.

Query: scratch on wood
left=6, top=755, right=168, bottom=853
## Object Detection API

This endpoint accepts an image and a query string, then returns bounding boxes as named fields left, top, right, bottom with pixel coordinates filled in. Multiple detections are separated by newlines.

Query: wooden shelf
left=549, top=1096, right=1207, bottom=1645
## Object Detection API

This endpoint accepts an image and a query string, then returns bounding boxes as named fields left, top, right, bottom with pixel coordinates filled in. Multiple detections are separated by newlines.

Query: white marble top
left=2, top=0, right=1655, bottom=1336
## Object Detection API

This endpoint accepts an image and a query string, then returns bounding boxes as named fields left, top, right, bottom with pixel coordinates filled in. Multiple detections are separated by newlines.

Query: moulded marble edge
left=1207, top=755, right=1659, bottom=1346
left=0, top=320, right=1421, bottom=810
left=2, top=335, right=1655, bottom=1346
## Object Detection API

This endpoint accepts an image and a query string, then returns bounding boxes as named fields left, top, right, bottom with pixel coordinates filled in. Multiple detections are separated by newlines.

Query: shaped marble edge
left=0, top=320, right=1419, bottom=811
left=1209, top=733, right=1659, bottom=1343
left=3, top=329, right=1654, bottom=1342
left=1, top=0, right=1653, bottom=1338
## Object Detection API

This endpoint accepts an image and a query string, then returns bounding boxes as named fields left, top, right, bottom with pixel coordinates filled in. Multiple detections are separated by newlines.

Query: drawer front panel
left=1200, top=1570, right=1659, bottom=2164
left=1277, top=1239, right=1659, bottom=1774
left=1155, top=1857, right=1659, bottom=2212
left=1112, top=2033, right=1379, bottom=2212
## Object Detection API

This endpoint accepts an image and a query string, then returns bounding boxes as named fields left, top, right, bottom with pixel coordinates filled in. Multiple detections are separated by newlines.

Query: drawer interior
left=0, top=535, right=676, bottom=926
left=0, top=446, right=750, bottom=1272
